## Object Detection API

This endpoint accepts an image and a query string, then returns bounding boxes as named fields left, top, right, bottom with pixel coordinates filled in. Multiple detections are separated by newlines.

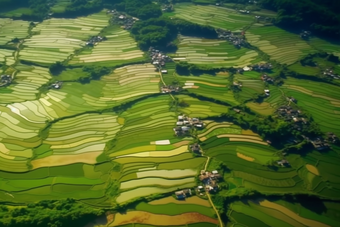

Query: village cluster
left=85, top=35, right=106, bottom=46
left=276, top=105, right=307, bottom=128
left=149, top=47, right=173, bottom=68
left=174, top=169, right=222, bottom=199
left=0, top=74, right=12, bottom=87
left=173, top=115, right=204, bottom=136
left=323, top=68, right=340, bottom=80
left=107, top=10, right=138, bottom=30
left=216, top=29, right=247, bottom=48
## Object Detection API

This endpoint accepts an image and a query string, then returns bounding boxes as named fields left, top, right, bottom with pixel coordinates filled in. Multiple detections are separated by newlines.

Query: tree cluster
left=260, top=0, right=340, bottom=38
left=131, top=17, right=217, bottom=51
left=0, top=199, right=104, bottom=227
left=80, top=66, right=111, bottom=83
left=176, top=62, right=216, bottom=75
left=114, top=0, right=162, bottom=20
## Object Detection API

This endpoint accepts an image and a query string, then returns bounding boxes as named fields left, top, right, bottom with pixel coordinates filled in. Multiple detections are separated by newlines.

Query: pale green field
left=19, top=11, right=109, bottom=64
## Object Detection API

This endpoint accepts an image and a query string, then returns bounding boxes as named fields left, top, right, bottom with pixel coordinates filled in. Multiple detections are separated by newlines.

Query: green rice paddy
left=171, top=3, right=254, bottom=32
left=246, top=26, right=316, bottom=65
left=0, top=7, right=340, bottom=227
left=172, top=35, right=259, bottom=68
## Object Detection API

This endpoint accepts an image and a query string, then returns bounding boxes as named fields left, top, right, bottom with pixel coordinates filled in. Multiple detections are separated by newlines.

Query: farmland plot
left=228, top=199, right=340, bottom=227
left=246, top=26, right=315, bottom=65
left=1, top=65, right=51, bottom=103
left=172, top=3, right=253, bottom=31
left=41, top=113, right=123, bottom=157
left=172, top=36, right=259, bottom=68
left=281, top=77, right=340, bottom=135
left=8, top=64, right=160, bottom=122
left=69, top=27, right=144, bottom=67
left=0, top=18, right=30, bottom=45
left=19, top=11, right=109, bottom=64
left=0, top=48, right=14, bottom=66
left=176, top=95, right=227, bottom=118
left=178, top=73, right=239, bottom=105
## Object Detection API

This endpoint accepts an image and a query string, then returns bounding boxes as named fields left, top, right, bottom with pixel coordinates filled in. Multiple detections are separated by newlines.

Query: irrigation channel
left=202, top=149, right=224, bottom=227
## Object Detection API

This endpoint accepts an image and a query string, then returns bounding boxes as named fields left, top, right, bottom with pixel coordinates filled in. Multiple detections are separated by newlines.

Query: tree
left=49, top=62, right=64, bottom=75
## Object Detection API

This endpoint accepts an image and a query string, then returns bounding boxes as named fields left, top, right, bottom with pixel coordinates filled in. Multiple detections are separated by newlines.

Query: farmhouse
left=300, top=30, right=311, bottom=40
left=216, top=28, right=246, bottom=48
left=252, top=63, right=272, bottom=72
left=323, top=69, right=340, bottom=80
left=199, top=170, right=222, bottom=193
left=261, top=74, right=274, bottom=83
left=0, top=74, right=12, bottom=87
left=327, top=132, right=339, bottom=143
left=264, top=89, right=270, bottom=96
left=161, top=85, right=181, bottom=93
left=190, top=143, right=202, bottom=154
left=311, top=138, right=330, bottom=151
left=161, top=70, right=168, bottom=74
left=50, top=81, right=63, bottom=89
left=175, top=189, right=192, bottom=200
left=277, top=159, right=290, bottom=167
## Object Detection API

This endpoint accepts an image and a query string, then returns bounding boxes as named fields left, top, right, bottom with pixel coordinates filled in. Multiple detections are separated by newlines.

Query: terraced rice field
left=69, top=27, right=144, bottom=67
left=172, top=35, right=259, bottom=68
left=178, top=73, right=239, bottom=105
left=109, top=210, right=218, bottom=226
left=0, top=18, right=30, bottom=45
left=1, top=65, right=51, bottom=103
left=228, top=199, right=340, bottom=227
left=246, top=26, right=315, bottom=65
left=6, top=64, right=160, bottom=123
left=19, top=11, right=109, bottom=64
left=0, top=48, right=14, bottom=66
left=281, top=77, right=340, bottom=135
left=176, top=95, right=228, bottom=118
left=309, top=37, right=340, bottom=58
left=172, top=3, right=254, bottom=31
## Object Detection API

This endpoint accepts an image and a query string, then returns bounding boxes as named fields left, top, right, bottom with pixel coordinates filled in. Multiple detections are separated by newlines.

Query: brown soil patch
left=237, top=152, right=255, bottom=162
left=260, top=200, right=330, bottom=227
left=173, top=140, right=190, bottom=147
left=110, top=211, right=218, bottom=226
left=230, top=138, right=268, bottom=145
left=31, top=151, right=101, bottom=169
left=306, top=164, right=320, bottom=176
left=149, top=196, right=211, bottom=207
left=191, top=85, right=200, bottom=89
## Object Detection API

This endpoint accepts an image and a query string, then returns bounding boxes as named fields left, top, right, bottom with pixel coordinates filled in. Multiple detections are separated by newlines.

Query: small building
left=119, top=15, right=125, bottom=19
left=243, top=66, right=251, bottom=71
left=161, top=70, right=168, bottom=74
left=178, top=116, right=184, bottom=121
left=176, top=121, right=184, bottom=126
left=212, top=170, right=218, bottom=174
left=181, top=126, right=190, bottom=131
left=175, top=191, right=185, bottom=200
left=190, top=143, right=201, bottom=153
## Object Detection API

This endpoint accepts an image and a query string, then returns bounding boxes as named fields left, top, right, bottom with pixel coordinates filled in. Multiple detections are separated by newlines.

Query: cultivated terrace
left=0, top=0, right=340, bottom=227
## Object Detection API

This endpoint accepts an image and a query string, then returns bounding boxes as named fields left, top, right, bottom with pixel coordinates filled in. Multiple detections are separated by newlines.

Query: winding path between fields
left=202, top=149, right=224, bottom=227
left=158, top=67, right=175, bottom=101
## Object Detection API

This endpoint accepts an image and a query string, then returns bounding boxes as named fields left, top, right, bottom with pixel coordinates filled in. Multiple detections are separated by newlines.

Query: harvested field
left=237, top=152, right=255, bottom=162
left=31, top=151, right=101, bottom=169
left=149, top=196, right=211, bottom=207
left=306, top=164, right=320, bottom=176
left=109, top=211, right=218, bottom=226
left=229, top=138, right=268, bottom=145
